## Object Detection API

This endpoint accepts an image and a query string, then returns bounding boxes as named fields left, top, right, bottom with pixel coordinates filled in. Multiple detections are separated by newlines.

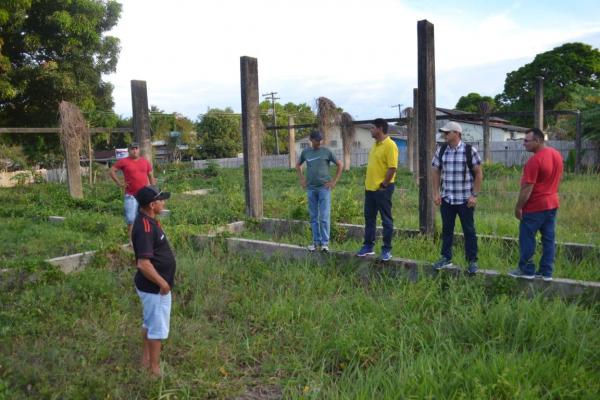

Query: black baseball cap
left=129, top=142, right=140, bottom=149
left=309, top=130, right=323, bottom=141
left=135, top=185, right=171, bottom=206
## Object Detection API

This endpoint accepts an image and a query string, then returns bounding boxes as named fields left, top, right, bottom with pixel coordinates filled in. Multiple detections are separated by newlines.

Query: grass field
left=1, top=163, right=599, bottom=398
left=1, top=245, right=599, bottom=398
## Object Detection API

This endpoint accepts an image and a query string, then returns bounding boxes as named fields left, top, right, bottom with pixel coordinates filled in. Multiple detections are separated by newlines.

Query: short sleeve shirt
left=432, top=141, right=482, bottom=204
left=298, top=147, right=338, bottom=189
left=521, top=146, right=563, bottom=213
left=132, top=213, right=176, bottom=294
left=365, top=137, right=398, bottom=191
left=113, top=157, right=152, bottom=195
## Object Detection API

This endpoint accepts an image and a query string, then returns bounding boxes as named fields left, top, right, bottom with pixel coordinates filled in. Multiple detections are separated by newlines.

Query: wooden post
left=63, top=135, right=83, bottom=199
left=534, top=76, right=544, bottom=130
left=405, top=107, right=414, bottom=173
left=288, top=115, right=296, bottom=169
left=575, top=110, right=582, bottom=173
left=417, top=20, right=436, bottom=236
left=240, top=56, right=264, bottom=218
left=412, top=88, right=419, bottom=181
left=88, top=133, right=93, bottom=186
left=131, top=80, right=153, bottom=167
left=479, top=101, right=491, bottom=162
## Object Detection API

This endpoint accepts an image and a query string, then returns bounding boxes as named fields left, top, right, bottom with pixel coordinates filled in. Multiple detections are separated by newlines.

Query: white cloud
left=105, top=0, right=600, bottom=119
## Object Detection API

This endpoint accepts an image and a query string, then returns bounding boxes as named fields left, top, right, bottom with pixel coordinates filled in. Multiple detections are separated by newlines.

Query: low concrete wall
left=194, top=235, right=600, bottom=301
left=259, top=218, right=599, bottom=261
left=46, top=244, right=131, bottom=274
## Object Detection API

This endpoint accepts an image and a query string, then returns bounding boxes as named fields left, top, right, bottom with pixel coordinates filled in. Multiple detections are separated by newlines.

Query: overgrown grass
left=2, top=247, right=599, bottom=398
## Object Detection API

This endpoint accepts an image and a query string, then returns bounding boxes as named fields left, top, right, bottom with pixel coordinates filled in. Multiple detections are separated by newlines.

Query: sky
left=104, top=0, right=600, bottom=121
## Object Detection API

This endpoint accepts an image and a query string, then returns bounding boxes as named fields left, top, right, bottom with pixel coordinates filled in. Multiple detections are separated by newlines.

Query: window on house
left=330, top=140, right=338, bottom=147
left=301, top=143, right=309, bottom=149
left=353, top=141, right=361, bottom=149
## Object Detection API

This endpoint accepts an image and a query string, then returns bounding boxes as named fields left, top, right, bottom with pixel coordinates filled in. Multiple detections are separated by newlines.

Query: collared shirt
left=132, top=212, right=176, bottom=294
left=431, top=141, right=482, bottom=204
left=365, top=136, right=398, bottom=191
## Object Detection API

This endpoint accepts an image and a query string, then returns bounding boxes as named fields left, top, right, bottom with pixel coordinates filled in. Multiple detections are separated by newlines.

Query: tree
left=196, top=108, right=241, bottom=159
left=0, top=0, right=122, bottom=166
left=496, top=42, right=600, bottom=113
left=455, top=93, right=496, bottom=113
left=259, top=101, right=316, bottom=154
left=552, top=85, right=600, bottom=140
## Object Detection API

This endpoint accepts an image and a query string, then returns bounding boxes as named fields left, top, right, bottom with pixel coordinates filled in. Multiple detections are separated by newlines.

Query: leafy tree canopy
left=259, top=100, right=316, bottom=154
left=0, top=0, right=122, bottom=165
left=455, top=92, right=496, bottom=113
left=495, top=42, right=600, bottom=113
left=196, top=108, right=241, bottom=159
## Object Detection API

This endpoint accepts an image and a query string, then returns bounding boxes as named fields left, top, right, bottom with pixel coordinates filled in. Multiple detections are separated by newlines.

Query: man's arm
left=137, top=258, right=170, bottom=294
left=295, top=163, right=306, bottom=189
left=467, top=165, right=483, bottom=208
left=380, top=167, right=397, bottom=189
left=325, top=160, right=343, bottom=189
left=514, top=183, right=534, bottom=220
left=432, top=167, right=441, bottom=206
left=148, top=170, right=157, bottom=186
left=109, top=165, right=125, bottom=188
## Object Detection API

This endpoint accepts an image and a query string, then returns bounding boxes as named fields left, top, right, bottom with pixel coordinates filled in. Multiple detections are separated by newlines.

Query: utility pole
left=391, top=104, right=403, bottom=121
left=262, top=91, right=280, bottom=154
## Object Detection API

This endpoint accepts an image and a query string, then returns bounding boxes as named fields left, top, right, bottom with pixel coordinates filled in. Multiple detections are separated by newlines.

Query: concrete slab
left=182, top=189, right=213, bottom=196
left=46, top=244, right=131, bottom=274
left=48, top=216, right=66, bottom=223
left=259, top=218, right=599, bottom=261
left=193, top=235, right=600, bottom=301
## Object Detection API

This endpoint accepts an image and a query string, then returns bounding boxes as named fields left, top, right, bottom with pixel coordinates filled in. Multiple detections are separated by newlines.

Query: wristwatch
left=471, top=192, right=479, bottom=197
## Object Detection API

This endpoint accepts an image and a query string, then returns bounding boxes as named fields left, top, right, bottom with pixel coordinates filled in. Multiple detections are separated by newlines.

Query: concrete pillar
left=417, top=20, right=436, bottom=235
left=288, top=116, right=296, bottom=169
left=240, top=56, right=263, bottom=218
left=479, top=101, right=491, bottom=162
left=131, top=80, right=153, bottom=167
left=534, top=76, right=544, bottom=130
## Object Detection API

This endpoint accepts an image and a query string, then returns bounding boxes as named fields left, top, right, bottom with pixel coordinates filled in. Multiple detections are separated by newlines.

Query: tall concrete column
left=417, top=20, right=436, bottom=235
left=288, top=116, right=296, bottom=169
left=534, top=76, right=544, bottom=130
left=412, top=88, right=419, bottom=181
left=405, top=107, right=414, bottom=173
left=479, top=101, right=491, bottom=162
left=240, top=56, right=263, bottom=218
left=131, top=80, right=153, bottom=166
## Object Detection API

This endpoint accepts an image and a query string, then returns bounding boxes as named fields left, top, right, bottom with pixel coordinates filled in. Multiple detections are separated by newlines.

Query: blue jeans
left=519, top=208, right=557, bottom=277
left=124, top=194, right=139, bottom=225
left=307, top=186, right=331, bottom=246
left=440, top=200, right=478, bottom=262
left=363, top=184, right=395, bottom=252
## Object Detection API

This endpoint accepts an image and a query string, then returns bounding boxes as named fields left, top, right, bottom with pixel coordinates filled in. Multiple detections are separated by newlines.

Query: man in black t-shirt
left=132, top=185, right=176, bottom=377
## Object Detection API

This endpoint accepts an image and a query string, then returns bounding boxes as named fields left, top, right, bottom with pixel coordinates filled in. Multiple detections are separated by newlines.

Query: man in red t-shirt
left=109, top=143, right=156, bottom=238
left=509, top=128, right=563, bottom=281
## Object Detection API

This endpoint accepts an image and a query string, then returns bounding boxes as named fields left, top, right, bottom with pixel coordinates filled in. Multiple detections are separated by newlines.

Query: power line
left=262, top=91, right=281, bottom=154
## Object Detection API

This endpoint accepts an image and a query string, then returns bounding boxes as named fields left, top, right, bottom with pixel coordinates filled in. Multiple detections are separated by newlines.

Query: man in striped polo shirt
left=431, top=121, right=483, bottom=274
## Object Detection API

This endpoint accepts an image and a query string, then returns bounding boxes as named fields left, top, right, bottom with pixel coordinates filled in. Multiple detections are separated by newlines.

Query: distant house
left=435, top=108, right=528, bottom=143
left=295, top=123, right=407, bottom=156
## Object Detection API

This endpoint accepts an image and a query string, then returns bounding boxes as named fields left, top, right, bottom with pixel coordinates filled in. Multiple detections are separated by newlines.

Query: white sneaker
left=307, top=244, right=318, bottom=252
left=320, top=245, right=329, bottom=253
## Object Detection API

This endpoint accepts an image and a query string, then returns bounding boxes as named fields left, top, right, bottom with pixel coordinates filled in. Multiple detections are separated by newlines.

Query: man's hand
left=514, top=207, right=522, bottom=220
left=299, top=179, right=307, bottom=189
left=159, top=283, right=171, bottom=295
left=324, top=180, right=336, bottom=190
left=467, top=195, right=477, bottom=208
left=433, top=194, right=442, bottom=206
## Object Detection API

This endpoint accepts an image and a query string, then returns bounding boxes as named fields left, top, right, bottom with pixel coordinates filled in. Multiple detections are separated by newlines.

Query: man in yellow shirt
left=356, top=118, right=398, bottom=261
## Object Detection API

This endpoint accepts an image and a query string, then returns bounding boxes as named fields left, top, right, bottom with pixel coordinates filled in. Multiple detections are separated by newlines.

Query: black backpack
left=438, top=143, right=475, bottom=178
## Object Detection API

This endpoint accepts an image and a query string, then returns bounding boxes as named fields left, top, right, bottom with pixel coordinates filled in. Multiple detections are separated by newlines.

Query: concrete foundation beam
left=259, top=218, right=599, bottom=261
left=193, top=235, right=600, bottom=301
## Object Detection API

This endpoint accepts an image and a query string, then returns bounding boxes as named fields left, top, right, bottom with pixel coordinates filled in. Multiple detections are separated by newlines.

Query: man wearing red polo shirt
left=110, top=143, right=156, bottom=238
left=510, top=128, right=563, bottom=281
